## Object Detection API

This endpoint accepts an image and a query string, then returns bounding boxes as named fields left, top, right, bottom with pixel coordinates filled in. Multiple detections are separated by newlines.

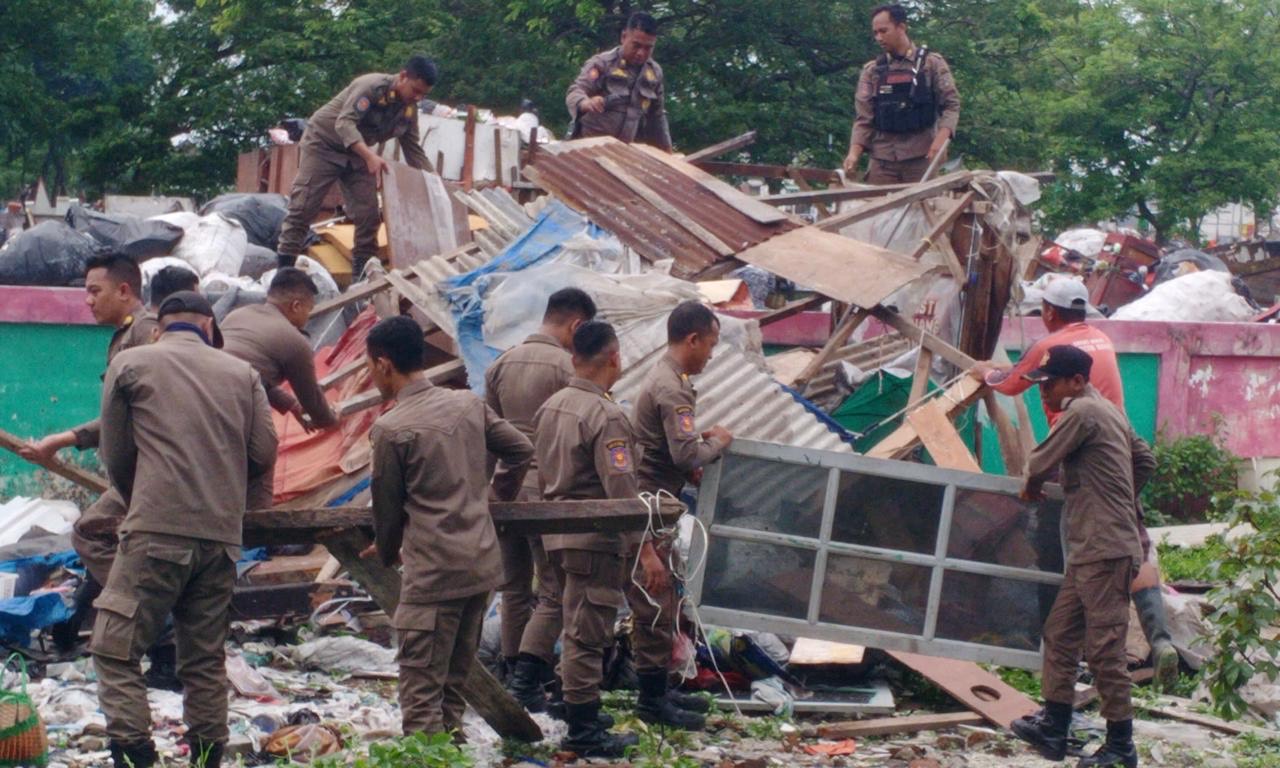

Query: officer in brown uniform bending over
left=93, top=291, right=277, bottom=768
left=566, top=12, right=672, bottom=151
left=484, top=288, right=597, bottom=705
left=365, top=316, right=533, bottom=739
left=276, top=55, right=437, bottom=272
left=629, top=301, right=733, bottom=730
left=533, top=321, right=662, bottom=757
left=843, top=4, right=960, bottom=184
left=1012, top=346, right=1154, bottom=768
left=221, top=268, right=338, bottom=508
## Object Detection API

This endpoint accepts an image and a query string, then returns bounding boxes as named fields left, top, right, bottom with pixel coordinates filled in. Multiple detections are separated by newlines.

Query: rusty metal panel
left=525, top=139, right=800, bottom=277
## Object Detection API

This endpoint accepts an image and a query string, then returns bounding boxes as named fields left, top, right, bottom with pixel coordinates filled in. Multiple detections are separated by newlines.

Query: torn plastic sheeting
left=281, top=636, right=397, bottom=675
left=152, top=211, right=247, bottom=278
left=0, top=497, right=80, bottom=547
left=0, top=593, right=72, bottom=645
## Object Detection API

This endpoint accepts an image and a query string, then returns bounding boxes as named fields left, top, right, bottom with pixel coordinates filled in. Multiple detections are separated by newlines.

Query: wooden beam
left=911, top=191, right=976, bottom=263
left=317, top=527, right=543, bottom=742
left=787, top=169, right=832, bottom=219
left=795, top=307, right=870, bottom=388
left=816, top=172, right=975, bottom=232
left=462, top=106, right=477, bottom=191
left=817, top=712, right=983, bottom=739
left=907, top=399, right=981, bottom=473
left=0, top=428, right=108, bottom=494
left=865, top=376, right=986, bottom=461
left=871, top=307, right=978, bottom=371
left=309, top=274, right=392, bottom=318
left=334, top=360, right=465, bottom=417
left=594, top=156, right=735, bottom=257
left=755, top=295, right=825, bottom=327
left=691, top=160, right=839, bottom=184
left=318, top=356, right=367, bottom=389
left=684, top=130, right=757, bottom=163
left=761, top=184, right=911, bottom=207
left=908, top=348, right=934, bottom=406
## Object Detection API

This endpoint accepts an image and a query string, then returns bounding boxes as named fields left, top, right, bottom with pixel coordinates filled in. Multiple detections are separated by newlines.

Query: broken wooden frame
left=689, top=439, right=1064, bottom=670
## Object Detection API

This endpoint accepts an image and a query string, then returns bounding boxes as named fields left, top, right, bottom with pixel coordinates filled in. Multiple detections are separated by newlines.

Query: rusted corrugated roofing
left=525, top=138, right=801, bottom=278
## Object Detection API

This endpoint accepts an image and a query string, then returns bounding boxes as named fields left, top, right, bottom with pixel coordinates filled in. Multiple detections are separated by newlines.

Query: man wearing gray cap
left=92, top=291, right=277, bottom=768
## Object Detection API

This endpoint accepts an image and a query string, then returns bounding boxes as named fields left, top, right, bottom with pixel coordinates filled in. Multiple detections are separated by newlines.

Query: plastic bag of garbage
left=200, top=193, right=289, bottom=251
left=240, top=243, right=278, bottom=279
left=65, top=204, right=183, bottom=260
left=153, top=212, right=247, bottom=278
left=1111, top=270, right=1255, bottom=322
left=258, top=255, right=339, bottom=300
left=0, top=221, right=100, bottom=286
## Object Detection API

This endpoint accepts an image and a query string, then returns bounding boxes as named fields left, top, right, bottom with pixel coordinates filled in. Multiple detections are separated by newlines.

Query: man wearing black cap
left=92, top=291, right=277, bottom=768
left=1013, top=345, right=1153, bottom=768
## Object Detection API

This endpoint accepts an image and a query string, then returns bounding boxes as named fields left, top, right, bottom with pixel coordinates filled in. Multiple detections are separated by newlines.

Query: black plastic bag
left=0, top=221, right=102, bottom=286
left=65, top=204, right=184, bottom=260
left=200, top=193, right=289, bottom=250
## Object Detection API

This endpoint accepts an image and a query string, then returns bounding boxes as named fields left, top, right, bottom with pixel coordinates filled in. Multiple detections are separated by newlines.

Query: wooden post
left=493, top=126, right=503, bottom=185
left=462, top=106, right=477, bottom=191
left=794, top=307, right=870, bottom=389
left=317, top=527, right=543, bottom=742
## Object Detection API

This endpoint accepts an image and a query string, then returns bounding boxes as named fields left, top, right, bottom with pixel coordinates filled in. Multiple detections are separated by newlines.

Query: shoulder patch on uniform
left=674, top=405, right=696, bottom=436
left=606, top=439, right=632, bottom=472
left=356, top=95, right=371, bottom=113
left=610, top=67, right=628, bottom=77
left=404, top=105, right=414, bottom=118
left=644, top=68, right=656, bottom=82
left=589, top=67, right=600, bottom=80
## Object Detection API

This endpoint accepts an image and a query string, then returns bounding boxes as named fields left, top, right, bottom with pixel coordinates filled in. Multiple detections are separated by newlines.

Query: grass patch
left=992, top=666, right=1042, bottom=699
left=1157, top=537, right=1230, bottom=583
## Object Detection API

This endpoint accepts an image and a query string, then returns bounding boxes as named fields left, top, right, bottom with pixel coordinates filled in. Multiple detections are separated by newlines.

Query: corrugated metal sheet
left=614, top=345, right=852, bottom=454
left=525, top=139, right=800, bottom=277
left=454, top=187, right=536, bottom=259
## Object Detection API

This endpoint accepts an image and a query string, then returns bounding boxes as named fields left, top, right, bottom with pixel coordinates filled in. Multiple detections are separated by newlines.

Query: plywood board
left=381, top=162, right=460, bottom=270
left=888, top=650, right=1038, bottom=728
left=735, top=227, right=933, bottom=309
left=817, top=712, right=983, bottom=739
left=907, top=399, right=982, bottom=473
left=789, top=637, right=866, bottom=666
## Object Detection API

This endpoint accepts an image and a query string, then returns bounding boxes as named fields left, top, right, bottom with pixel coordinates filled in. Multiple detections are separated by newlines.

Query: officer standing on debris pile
left=221, top=268, right=339, bottom=508
left=843, top=3, right=960, bottom=184
left=365, top=316, right=532, bottom=739
left=532, top=321, right=653, bottom=757
left=1012, top=345, right=1154, bottom=768
left=93, top=291, right=276, bottom=768
left=628, top=301, right=733, bottom=730
left=968, top=278, right=1179, bottom=692
left=276, top=55, right=437, bottom=274
left=566, top=12, right=672, bottom=151
left=485, top=289, right=598, bottom=703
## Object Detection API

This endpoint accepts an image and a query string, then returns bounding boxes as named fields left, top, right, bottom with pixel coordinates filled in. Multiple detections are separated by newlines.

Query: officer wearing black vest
left=843, top=4, right=960, bottom=184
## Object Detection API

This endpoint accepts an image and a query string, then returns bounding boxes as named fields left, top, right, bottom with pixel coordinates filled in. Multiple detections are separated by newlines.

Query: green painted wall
left=1, top=323, right=112, bottom=499
left=978, top=352, right=1161, bottom=475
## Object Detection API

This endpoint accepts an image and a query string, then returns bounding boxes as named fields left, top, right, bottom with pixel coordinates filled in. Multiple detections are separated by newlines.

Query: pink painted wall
left=0, top=286, right=94, bottom=325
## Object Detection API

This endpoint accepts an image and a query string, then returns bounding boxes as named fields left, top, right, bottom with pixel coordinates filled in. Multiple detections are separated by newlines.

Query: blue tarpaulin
left=0, top=594, right=73, bottom=646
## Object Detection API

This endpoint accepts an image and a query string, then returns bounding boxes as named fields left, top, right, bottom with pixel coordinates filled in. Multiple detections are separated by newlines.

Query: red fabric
left=986, top=322, right=1125, bottom=426
left=271, top=308, right=387, bottom=503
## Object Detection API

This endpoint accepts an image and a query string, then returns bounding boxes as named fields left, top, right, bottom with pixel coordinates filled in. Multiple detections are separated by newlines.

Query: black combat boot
left=666, top=685, right=713, bottom=713
left=188, top=737, right=225, bottom=768
left=109, top=739, right=158, bottom=768
left=1011, top=700, right=1072, bottom=761
left=561, top=699, right=638, bottom=759
left=144, top=643, right=182, bottom=692
left=1078, top=719, right=1138, bottom=767
left=507, top=653, right=550, bottom=713
left=635, top=669, right=706, bottom=730
left=546, top=675, right=615, bottom=727
left=52, top=576, right=103, bottom=653
left=1133, top=586, right=1179, bottom=693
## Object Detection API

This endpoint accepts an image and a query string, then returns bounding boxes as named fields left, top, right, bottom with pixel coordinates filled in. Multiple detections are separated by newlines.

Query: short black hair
left=625, top=11, right=659, bottom=35
left=85, top=252, right=142, bottom=296
left=667, top=301, right=718, bottom=344
left=268, top=267, right=319, bottom=301
left=871, top=3, right=908, bottom=24
left=1055, top=306, right=1087, bottom=323
left=367, top=315, right=426, bottom=374
left=150, top=266, right=198, bottom=307
left=405, top=55, right=439, bottom=86
left=572, top=320, right=618, bottom=361
left=543, top=288, right=597, bottom=324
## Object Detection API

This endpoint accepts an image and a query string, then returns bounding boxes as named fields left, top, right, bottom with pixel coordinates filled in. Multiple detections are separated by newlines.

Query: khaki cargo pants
left=396, top=592, right=489, bottom=737
left=552, top=549, right=625, bottom=705
left=866, top=155, right=933, bottom=185
left=277, top=139, right=380, bottom=267
left=626, top=537, right=679, bottom=674
left=500, top=532, right=559, bottom=660
left=1041, top=556, right=1138, bottom=721
left=91, top=532, right=237, bottom=745
left=72, top=488, right=127, bottom=586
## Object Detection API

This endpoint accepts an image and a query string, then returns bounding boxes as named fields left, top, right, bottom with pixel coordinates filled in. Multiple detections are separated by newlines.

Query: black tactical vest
left=873, top=47, right=938, bottom=134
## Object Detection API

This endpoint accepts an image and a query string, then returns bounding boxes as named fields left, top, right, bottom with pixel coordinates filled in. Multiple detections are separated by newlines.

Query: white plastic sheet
left=151, top=211, right=247, bottom=277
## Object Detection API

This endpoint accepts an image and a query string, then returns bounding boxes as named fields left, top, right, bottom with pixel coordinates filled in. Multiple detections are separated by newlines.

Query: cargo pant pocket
left=395, top=604, right=438, bottom=669
left=91, top=590, right=140, bottom=661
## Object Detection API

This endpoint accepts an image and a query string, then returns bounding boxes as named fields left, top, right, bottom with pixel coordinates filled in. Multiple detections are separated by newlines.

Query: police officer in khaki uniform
left=365, top=316, right=533, bottom=738
left=1012, top=346, right=1154, bottom=768
left=843, top=4, right=960, bottom=184
left=277, top=55, right=437, bottom=272
left=484, top=289, right=597, bottom=706
left=93, top=291, right=277, bottom=768
left=221, top=268, right=339, bottom=508
left=629, top=301, right=733, bottom=730
left=566, top=12, right=672, bottom=151
left=533, top=321, right=663, bottom=757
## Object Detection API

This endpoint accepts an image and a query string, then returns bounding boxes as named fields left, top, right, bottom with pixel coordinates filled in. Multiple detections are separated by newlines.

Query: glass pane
left=830, top=472, right=945, bottom=554
left=701, top=538, right=816, bottom=620
left=711, top=455, right=827, bottom=539
left=935, top=572, right=1059, bottom=651
left=947, top=490, right=1064, bottom=574
left=818, top=553, right=931, bottom=634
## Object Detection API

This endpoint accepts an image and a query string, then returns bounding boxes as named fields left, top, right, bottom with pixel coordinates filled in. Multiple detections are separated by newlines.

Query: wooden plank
left=317, top=527, right=543, bottom=743
left=594, top=156, right=735, bottom=257
left=865, top=376, right=986, bottom=461
left=690, top=160, right=840, bottom=184
left=908, top=348, right=934, bottom=405
left=887, top=650, right=1038, bottom=729
left=907, top=399, right=981, bottom=473
left=795, top=307, right=870, bottom=388
left=633, top=144, right=792, bottom=225
left=816, top=172, right=975, bottom=232
left=683, top=130, right=758, bottom=163
left=462, top=106, right=477, bottom=191
left=0, top=428, right=109, bottom=494
left=755, top=295, right=825, bottom=327
left=761, top=184, right=912, bottom=207
left=788, top=637, right=865, bottom=666
left=871, top=307, right=978, bottom=371
left=318, top=356, right=367, bottom=389
left=309, top=274, right=392, bottom=318
left=983, top=391, right=1026, bottom=476
left=334, top=360, right=465, bottom=417
left=1137, top=698, right=1280, bottom=738
left=817, top=712, right=983, bottom=739
left=787, top=169, right=832, bottom=219
left=911, top=191, right=976, bottom=265
left=735, top=227, right=934, bottom=309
